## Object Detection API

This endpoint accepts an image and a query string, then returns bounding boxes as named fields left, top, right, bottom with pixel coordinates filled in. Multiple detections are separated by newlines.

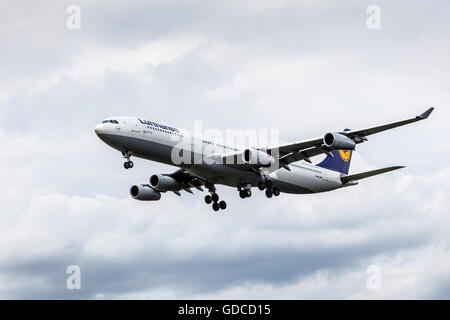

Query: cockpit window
left=102, top=120, right=119, bottom=124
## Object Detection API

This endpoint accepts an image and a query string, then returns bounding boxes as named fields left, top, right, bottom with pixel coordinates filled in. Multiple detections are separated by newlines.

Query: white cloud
left=65, top=35, right=206, bottom=81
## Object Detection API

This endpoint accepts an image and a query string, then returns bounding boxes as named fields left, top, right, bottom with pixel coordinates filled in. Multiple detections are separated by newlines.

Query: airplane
left=94, top=107, right=434, bottom=212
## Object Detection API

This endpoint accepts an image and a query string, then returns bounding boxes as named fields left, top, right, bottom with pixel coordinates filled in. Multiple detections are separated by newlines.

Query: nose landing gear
left=122, top=151, right=134, bottom=169
left=124, top=161, right=134, bottom=169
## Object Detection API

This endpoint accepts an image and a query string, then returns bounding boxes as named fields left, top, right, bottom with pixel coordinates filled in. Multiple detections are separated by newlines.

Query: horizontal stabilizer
left=341, top=166, right=405, bottom=184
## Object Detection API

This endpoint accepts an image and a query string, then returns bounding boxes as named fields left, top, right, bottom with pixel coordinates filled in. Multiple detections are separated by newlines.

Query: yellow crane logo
left=339, top=150, right=351, bottom=162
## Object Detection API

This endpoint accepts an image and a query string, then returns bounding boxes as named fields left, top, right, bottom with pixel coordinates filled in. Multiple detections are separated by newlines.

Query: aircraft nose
left=94, top=123, right=105, bottom=136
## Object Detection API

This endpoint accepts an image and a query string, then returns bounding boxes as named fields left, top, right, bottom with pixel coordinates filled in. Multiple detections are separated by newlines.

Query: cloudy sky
left=0, top=0, right=449, bottom=299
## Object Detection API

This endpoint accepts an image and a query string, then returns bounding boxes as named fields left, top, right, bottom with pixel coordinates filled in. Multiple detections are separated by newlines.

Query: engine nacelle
left=149, top=174, right=181, bottom=191
left=242, top=148, right=275, bottom=166
left=130, top=185, right=161, bottom=201
left=323, top=132, right=356, bottom=150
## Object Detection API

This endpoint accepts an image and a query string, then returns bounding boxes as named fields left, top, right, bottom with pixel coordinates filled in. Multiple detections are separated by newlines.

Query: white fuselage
left=94, top=117, right=346, bottom=194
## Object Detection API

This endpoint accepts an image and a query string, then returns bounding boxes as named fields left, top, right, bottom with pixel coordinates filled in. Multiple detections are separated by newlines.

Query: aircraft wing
left=267, top=107, right=434, bottom=166
left=340, top=107, right=434, bottom=139
left=163, top=169, right=205, bottom=195
left=341, top=166, right=405, bottom=184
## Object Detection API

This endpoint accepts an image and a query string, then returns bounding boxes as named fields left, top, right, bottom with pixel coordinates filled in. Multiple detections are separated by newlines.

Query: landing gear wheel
left=239, top=190, right=247, bottom=199
left=205, top=195, right=212, bottom=204
left=265, top=189, right=273, bottom=198
left=124, top=162, right=129, bottom=169
left=272, top=187, right=280, bottom=196
left=212, top=193, right=219, bottom=203
left=258, top=181, right=265, bottom=191
left=265, top=180, right=273, bottom=189
left=245, top=189, right=252, bottom=197
left=127, top=161, right=134, bottom=168
left=219, top=200, right=227, bottom=210
left=212, top=202, right=220, bottom=211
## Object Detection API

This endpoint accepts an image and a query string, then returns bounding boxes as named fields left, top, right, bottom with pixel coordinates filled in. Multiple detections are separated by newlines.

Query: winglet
left=417, top=107, right=435, bottom=119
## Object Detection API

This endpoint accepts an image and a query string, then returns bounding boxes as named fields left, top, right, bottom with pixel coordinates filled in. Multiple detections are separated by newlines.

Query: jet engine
left=323, top=132, right=356, bottom=150
left=130, top=185, right=161, bottom=201
left=149, top=174, right=181, bottom=191
left=242, top=148, right=275, bottom=166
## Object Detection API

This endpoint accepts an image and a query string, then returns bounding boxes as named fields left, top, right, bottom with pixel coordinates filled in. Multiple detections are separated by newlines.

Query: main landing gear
left=205, top=192, right=227, bottom=212
left=258, top=179, right=280, bottom=198
left=122, top=150, right=134, bottom=169
left=237, top=183, right=252, bottom=199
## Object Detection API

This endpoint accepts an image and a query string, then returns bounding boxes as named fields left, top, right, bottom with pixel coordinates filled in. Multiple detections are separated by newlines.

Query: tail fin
left=316, top=129, right=353, bottom=174
left=316, top=149, right=353, bottom=174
